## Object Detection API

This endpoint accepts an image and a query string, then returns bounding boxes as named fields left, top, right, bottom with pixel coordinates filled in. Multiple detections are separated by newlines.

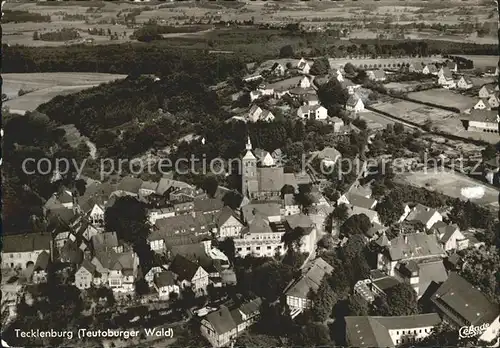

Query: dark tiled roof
left=205, top=305, right=237, bottom=335
left=3, top=234, right=51, bottom=253
left=116, top=177, right=143, bottom=194
left=34, top=251, right=50, bottom=271
left=285, top=258, right=333, bottom=298
left=387, top=233, right=445, bottom=261
left=169, top=254, right=202, bottom=282
left=194, top=197, right=224, bottom=213
left=346, top=314, right=441, bottom=348
left=431, top=272, right=499, bottom=326
left=154, top=271, right=177, bottom=288
left=91, top=231, right=119, bottom=251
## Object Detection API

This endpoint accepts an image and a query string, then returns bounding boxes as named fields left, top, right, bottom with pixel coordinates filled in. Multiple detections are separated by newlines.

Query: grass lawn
left=407, top=89, right=476, bottom=111
left=396, top=169, right=499, bottom=207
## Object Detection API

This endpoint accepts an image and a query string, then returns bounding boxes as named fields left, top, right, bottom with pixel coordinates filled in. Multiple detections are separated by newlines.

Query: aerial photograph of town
left=1, top=0, right=499, bottom=347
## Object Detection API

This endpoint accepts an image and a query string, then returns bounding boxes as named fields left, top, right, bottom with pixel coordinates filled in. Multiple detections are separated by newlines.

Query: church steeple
left=246, top=135, right=252, bottom=151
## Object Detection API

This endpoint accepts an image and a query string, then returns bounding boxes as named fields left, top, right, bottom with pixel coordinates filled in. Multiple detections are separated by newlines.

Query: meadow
left=407, top=89, right=476, bottom=111
left=3, top=73, right=126, bottom=113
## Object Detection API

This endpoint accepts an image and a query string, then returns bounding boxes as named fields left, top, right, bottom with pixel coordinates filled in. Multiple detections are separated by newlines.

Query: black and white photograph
left=1, top=0, right=500, bottom=347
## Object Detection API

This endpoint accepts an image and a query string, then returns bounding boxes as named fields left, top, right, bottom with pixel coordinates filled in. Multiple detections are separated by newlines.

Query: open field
left=3, top=73, right=126, bottom=113
left=370, top=99, right=456, bottom=125
left=407, top=89, right=476, bottom=111
left=3, top=0, right=496, bottom=47
left=456, top=55, right=499, bottom=69
left=397, top=169, right=499, bottom=207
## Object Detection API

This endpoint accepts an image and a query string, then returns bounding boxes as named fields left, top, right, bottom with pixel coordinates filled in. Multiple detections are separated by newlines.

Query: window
left=267, top=246, right=272, bottom=250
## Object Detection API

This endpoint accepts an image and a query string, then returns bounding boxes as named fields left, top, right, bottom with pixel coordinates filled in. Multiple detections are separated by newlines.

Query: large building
left=345, top=314, right=442, bottom=347
left=241, top=136, right=307, bottom=199
left=376, top=232, right=447, bottom=277
left=430, top=272, right=500, bottom=344
left=461, top=110, right=499, bottom=134
left=284, top=258, right=333, bottom=318
left=2, top=234, right=52, bottom=270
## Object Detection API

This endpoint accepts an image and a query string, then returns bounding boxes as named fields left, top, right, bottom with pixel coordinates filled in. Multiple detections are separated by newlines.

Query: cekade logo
left=459, top=323, right=490, bottom=339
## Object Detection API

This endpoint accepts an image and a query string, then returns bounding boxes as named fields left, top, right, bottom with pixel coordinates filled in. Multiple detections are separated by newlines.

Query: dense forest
left=3, top=111, right=84, bottom=233
left=2, top=44, right=245, bottom=83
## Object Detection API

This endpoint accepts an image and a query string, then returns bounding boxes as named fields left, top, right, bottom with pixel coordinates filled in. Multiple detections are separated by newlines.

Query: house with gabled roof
left=91, top=250, right=139, bottom=292
left=169, top=254, right=209, bottom=295
left=456, top=76, right=473, bottom=90
left=446, top=61, right=458, bottom=72
left=438, top=66, right=452, bottom=79
left=297, top=104, right=328, bottom=120
left=113, top=176, right=143, bottom=197
left=394, top=259, right=448, bottom=298
left=269, top=62, right=286, bottom=76
left=297, top=57, right=311, bottom=74
left=430, top=272, right=500, bottom=343
left=405, top=204, right=443, bottom=229
left=346, top=95, right=365, bottom=112
left=462, top=109, right=499, bottom=133
left=438, top=74, right=456, bottom=89
left=284, top=214, right=317, bottom=254
left=338, top=192, right=377, bottom=210
left=215, top=206, right=244, bottom=240
left=377, top=232, right=447, bottom=277
left=91, top=231, right=124, bottom=253
left=200, top=297, right=263, bottom=347
left=284, top=258, right=334, bottom=317
left=248, top=105, right=263, bottom=122
left=345, top=314, right=442, bottom=347
left=474, top=98, right=493, bottom=110
left=479, top=85, right=496, bottom=98
left=233, top=215, right=285, bottom=258
left=153, top=271, right=180, bottom=300
left=488, top=92, right=499, bottom=108
left=74, top=259, right=98, bottom=290
left=2, top=234, right=52, bottom=270
left=429, top=222, right=468, bottom=251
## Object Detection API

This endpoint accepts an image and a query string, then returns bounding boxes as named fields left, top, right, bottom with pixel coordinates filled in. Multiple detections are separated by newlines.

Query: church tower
left=241, top=136, right=257, bottom=197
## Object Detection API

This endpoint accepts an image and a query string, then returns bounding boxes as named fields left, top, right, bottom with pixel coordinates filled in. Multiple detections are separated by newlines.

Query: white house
left=270, top=62, right=286, bottom=76
left=456, top=76, right=473, bottom=90
left=478, top=85, right=495, bottom=99
left=285, top=258, right=333, bottom=318
left=488, top=93, right=499, bottom=108
left=346, top=95, right=365, bottom=112
left=88, top=203, right=105, bottom=225
left=153, top=271, right=180, bottom=300
left=234, top=215, right=285, bottom=258
left=169, top=254, right=209, bottom=295
left=438, top=66, right=452, bottom=79
left=283, top=194, right=300, bottom=216
left=297, top=58, right=311, bottom=74
left=2, top=234, right=52, bottom=270
left=464, top=110, right=499, bottom=133
left=405, top=204, right=443, bottom=229
left=216, top=206, right=244, bottom=240
left=74, top=260, right=97, bottom=290
left=298, top=76, right=312, bottom=89
left=248, top=105, right=263, bottom=122
left=345, top=314, right=442, bottom=347
left=258, top=110, right=275, bottom=122
left=438, top=75, right=456, bottom=89
left=297, top=105, right=328, bottom=120
left=316, top=146, right=341, bottom=168
left=430, top=222, right=468, bottom=251
left=473, top=98, right=492, bottom=110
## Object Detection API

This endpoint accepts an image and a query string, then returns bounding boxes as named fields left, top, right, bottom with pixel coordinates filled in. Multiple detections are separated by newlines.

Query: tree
left=333, top=203, right=350, bottom=224
left=293, top=323, right=333, bottom=347
left=104, top=196, right=154, bottom=269
left=394, top=122, right=404, bottom=135
left=218, top=238, right=236, bottom=263
left=348, top=295, right=369, bottom=316
left=340, top=214, right=371, bottom=237
left=317, top=78, right=349, bottom=109
left=376, top=193, right=404, bottom=225
left=457, top=246, right=499, bottom=303
left=343, top=62, right=356, bottom=76
left=311, top=279, right=337, bottom=322
left=481, top=143, right=497, bottom=161
left=382, top=283, right=418, bottom=316
left=310, top=56, right=330, bottom=75
left=279, top=45, right=294, bottom=58
left=200, top=175, right=218, bottom=197
left=318, top=234, right=335, bottom=250
left=222, top=191, right=242, bottom=209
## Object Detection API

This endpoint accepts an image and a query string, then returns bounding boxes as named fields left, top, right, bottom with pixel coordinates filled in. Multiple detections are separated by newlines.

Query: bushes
left=37, top=28, right=80, bottom=42
left=3, top=10, right=50, bottom=23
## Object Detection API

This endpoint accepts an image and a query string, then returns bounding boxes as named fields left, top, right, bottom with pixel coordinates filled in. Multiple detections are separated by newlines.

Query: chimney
left=404, top=235, right=408, bottom=244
